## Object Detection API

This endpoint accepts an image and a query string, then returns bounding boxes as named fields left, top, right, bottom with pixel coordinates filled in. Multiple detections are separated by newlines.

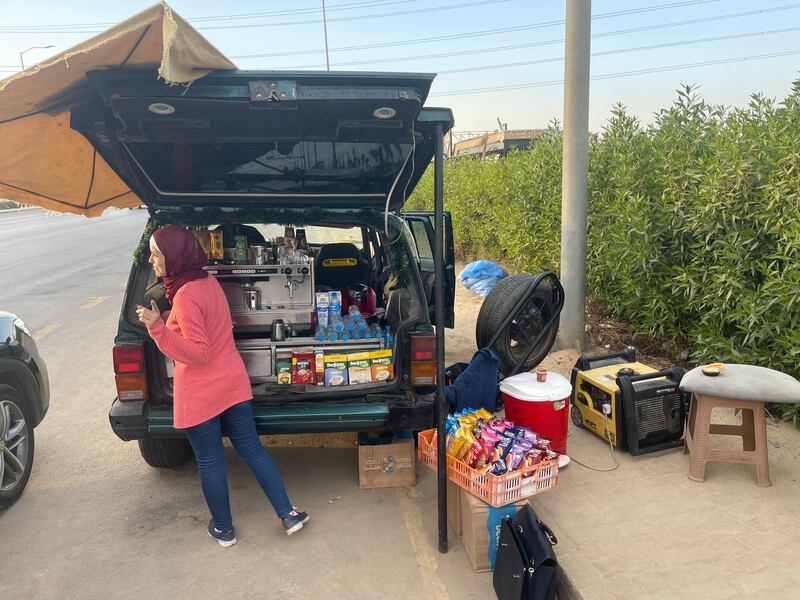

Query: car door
left=404, top=212, right=455, bottom=328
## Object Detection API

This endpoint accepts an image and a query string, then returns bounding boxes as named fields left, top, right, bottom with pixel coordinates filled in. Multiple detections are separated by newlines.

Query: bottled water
left=383, top=325, right=393, bottom=350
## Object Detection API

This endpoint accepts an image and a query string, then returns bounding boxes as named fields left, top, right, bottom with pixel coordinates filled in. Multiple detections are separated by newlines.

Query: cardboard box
left=324, top=353, right=348, bottom=386
left=447, top=480, right=462, bottom=538
left=459, top=487, right=529, bottom=572
left=369, top=349, right=394, bottom=382
left=358, top=439, right=416, bottom=489
left=347, top=351, right=372, bottom=384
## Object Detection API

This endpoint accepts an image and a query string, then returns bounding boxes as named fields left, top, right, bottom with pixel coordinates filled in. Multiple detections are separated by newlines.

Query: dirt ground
left=443, top=270, right=800, bottom=599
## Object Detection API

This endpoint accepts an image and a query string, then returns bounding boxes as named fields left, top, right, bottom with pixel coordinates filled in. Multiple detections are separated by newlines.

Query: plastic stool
left=680, top=364, right=800, bottom=487
left=685, top=393, right=770, bottom=486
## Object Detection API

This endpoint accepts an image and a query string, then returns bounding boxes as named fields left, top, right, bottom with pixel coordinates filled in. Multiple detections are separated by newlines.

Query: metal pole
left=433, top=123, right=448, bottom=554
left=321, top=0, right=331, bottom=71
left=559, top=0, right=591, bottom=351
left=19, top=45, right=54, bottom=71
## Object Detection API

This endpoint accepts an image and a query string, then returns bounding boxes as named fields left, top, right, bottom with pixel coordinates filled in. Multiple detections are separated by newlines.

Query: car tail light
left=113, top=344, right=148, bottom=401
left=410, top=334, right=436, bottom=362
left=410, top=333, right=437, bottom=387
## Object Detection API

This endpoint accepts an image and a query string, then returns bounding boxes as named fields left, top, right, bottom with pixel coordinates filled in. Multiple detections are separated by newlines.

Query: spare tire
left=476, top=274, right=560, bottom=376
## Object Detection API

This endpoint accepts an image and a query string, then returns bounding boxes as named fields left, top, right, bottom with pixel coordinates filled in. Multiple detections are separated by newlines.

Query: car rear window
left=125, top=140, right=412, bottom=196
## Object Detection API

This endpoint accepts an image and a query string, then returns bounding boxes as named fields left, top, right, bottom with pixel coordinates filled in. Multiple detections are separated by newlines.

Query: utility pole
left=559, top=0, right=591, bottom=351
left=321, top=0, right=331, bottom=71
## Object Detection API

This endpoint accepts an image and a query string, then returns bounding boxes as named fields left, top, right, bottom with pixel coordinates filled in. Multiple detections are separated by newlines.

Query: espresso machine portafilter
left=243, top=283, right=261, bottom=311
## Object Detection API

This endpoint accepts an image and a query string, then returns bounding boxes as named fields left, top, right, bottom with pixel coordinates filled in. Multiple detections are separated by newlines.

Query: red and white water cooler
left=499, top=371, right=572, bottom=455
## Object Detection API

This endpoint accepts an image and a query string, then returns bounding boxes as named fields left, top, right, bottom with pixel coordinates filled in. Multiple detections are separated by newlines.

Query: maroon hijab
left=152, top=225, right=208, bottom=303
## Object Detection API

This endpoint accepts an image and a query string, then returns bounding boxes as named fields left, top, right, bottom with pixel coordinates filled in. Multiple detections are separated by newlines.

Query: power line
left=183, top=0, right=427, bottom=22
left=230, top=0, right=728, bottom=59
left=0, top=0, right=427, bottom=30
left=4, top=5, right=798, bottom=74
left=3, top=3, right=798, bottom=70
left=278, top=5, right=800, bottom=69
left=184, top=0, right=508, bottom=31
left=0, top=0, right=512, bottom=33
left=429, top=49, right=800, bottom=97
left=437, top=26, right=800, bottom=75
left=200, top=0, right=718, bottom=32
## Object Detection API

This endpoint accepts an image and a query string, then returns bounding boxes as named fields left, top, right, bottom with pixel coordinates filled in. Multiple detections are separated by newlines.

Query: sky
left=1, top=0, right=798, bottom=133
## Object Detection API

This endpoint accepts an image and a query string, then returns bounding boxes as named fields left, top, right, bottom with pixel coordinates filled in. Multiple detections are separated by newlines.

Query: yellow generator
left=569, top=347, right=689, bottom=456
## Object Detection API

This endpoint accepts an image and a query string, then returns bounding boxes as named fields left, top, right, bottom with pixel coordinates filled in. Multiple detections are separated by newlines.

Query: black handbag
left=492, top=504, right=559, bottom=600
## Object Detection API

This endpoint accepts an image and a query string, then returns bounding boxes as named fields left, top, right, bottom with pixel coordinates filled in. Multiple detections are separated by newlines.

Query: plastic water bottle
left=339, top=330, right=351, bottom=341
left=314, top=326, right=326, bottom=342
left=325, top=326, right=338, bottom=342
left=348, top=305, right=362, bottom=320
left=356, top=320, right=368, bottom=332
left=363, top=330, right=373, bottom=339
left=352, top=331, right=362, bottom=340
left=383, top=325, right=393, bottom=350
left=331, top=315, right=345, bottom=333
left=371, top=324, right=383, bottom=339
left=343, top=316, right=356, bottom=332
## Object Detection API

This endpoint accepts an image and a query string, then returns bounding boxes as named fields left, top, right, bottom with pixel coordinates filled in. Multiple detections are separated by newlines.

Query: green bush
left=408, top=83, right=800, bottom=426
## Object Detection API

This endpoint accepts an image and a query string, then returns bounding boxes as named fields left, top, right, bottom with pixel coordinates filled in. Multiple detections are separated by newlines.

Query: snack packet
left=475, top=408, right=494, bottom=421
left=490, top=460, right=508, bottom=476
left=467, top=441, right=485, bottom=468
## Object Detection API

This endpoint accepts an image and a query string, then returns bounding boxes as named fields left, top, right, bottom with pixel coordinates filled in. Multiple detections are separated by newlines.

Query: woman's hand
left=136, top=300, right=161, bottom=328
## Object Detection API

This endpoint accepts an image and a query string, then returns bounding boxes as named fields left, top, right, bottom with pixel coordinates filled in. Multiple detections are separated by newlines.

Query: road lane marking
left=397, top=488, right=450, bottom=600
left=80, top=296, right=111, bottom=310
left=33, top=323, right=61, bottom=341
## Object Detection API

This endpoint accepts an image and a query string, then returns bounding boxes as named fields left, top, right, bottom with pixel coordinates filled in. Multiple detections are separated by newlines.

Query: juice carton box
left=315, top=349, right=325, bottom=386
left=315, top=292, right=330, bottom=329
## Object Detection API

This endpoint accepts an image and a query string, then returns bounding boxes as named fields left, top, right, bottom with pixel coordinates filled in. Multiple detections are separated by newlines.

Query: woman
left=136, top=225, right=308, bottom=547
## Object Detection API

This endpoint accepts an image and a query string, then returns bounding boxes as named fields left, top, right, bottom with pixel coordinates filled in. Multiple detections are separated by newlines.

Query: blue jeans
left=184, top=401, right=293, bottom=530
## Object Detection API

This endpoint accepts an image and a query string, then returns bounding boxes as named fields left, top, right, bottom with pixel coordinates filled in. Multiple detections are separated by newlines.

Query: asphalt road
left=0, top=208, right=492, bottom=600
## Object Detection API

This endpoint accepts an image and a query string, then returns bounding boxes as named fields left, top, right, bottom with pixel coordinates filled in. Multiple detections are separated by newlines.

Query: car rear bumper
left=108, top=399, right=149, bottom=441
left=109, top=391, right=434, bottom=440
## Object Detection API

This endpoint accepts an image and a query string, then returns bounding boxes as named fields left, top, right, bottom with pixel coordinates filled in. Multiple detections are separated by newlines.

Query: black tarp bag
left=492, top=504, right=558, bottom=600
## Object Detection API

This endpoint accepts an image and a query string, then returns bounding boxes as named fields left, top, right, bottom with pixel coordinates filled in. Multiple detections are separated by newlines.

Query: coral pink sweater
left=147, top=276, right=252, bottom=429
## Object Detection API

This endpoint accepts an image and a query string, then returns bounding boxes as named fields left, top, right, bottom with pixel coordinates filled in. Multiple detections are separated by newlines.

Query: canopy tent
left=0, top=2, right=236, bottom=216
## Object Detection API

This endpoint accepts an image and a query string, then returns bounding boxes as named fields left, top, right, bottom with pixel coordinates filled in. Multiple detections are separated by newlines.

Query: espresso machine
left=203, top=260, right=315, bottom=333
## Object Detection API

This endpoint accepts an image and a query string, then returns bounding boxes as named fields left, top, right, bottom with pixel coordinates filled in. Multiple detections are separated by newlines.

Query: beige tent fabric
left=0, top=2, right=236, bottom=216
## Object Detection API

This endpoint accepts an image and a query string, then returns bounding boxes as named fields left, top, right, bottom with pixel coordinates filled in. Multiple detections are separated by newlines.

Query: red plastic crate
left=417, top=428, right=559, bottom=507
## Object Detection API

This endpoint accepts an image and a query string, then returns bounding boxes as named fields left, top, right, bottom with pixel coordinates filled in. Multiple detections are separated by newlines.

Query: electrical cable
left=232, top=0, right=742, bottom=60
left=384, top=118, right=415, bottom=239
left=569, top=412, right=620, bottom=472
left=280, top=23, right=800, bottom=70
left=429, top=49, right=800, bottom=97
left=3, top=21, right=799, bottom=73
left=0, top=0, right=512, bottom=34
left=436, top=26, right=800, bottom=75
left=0, top=0, right=429, bottom=30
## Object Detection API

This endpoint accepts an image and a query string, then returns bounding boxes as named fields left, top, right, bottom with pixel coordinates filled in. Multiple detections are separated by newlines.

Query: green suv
left=70, top=69, right=455, bottom=467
